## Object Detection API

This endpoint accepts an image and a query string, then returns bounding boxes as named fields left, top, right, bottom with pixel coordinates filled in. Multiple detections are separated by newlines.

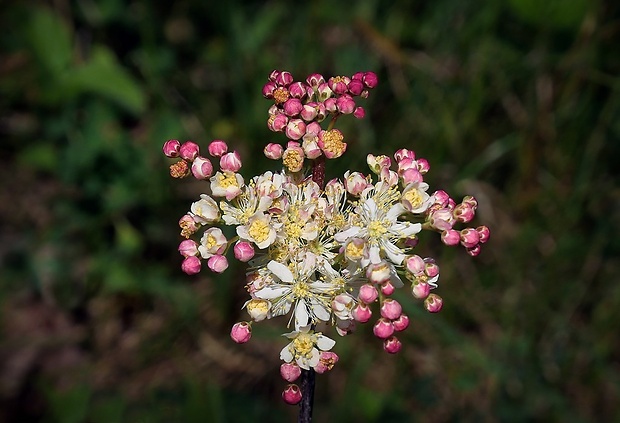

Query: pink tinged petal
left=268, top=260, right=294, bottom=282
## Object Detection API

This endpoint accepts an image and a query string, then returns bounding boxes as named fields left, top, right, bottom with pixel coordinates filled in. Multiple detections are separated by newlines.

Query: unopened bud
left=230, top=321, right=252, bottom=343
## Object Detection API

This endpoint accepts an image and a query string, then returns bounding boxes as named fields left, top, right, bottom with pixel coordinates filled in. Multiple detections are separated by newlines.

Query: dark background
left=1, top=0, right=619, bottom=422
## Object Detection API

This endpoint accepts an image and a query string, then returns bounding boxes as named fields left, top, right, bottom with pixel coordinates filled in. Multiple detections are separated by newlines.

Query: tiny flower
left=190, top=194, right=220, bottom=224
left=178, top=239, right=199, bottom=257
left=424, top=293, right=443, bottom=313
left=401, top=182, right=432, bottom=213
left=181, top=256, right=201, bottom=275
left=392, top=314, right=410, bottom=332
left=282, top=142, right=305, bottom=173
left=230, top=321, right=252, bottom=343
left=336, top=94, right=356, bottom=114
left=411, top=281, right=430, bottom=299
left=363, top=71, right=378, bottom=88
left=163, top=139, right=181, bottom=157
left=207, top=254, right=228, bottom=273
left=454, top=203, right=476, bottom=223
left=318, top=129, right=347, bottom=159
left=283, top=98, right=303, bottom=116
left=324, top=97, right=337, bottom=113
left=179, top=141, right=200, bottom=161
left=210, top=171, right=244, bottom=201
left=352, top=303, right=372, bottom=323
left=373, top=318, right=395, bottom=339
left=169, top=160, right=190, bottom=178
left=380, top=281, right=395, bottom=296
left=275, top=71, right=293, bottom=87
left=332, top=294, right=355, bottom=320
left=264, top=143, right=284, bottom=159
left=328, top=75, right=350, bottom=95
left=302, top=134, right=322, bottom=159
left=262, top=81, right=277, bottom=98
left=347, top=79, right=364, bottom=96
left=220, top=151, right=242, bottom=172
left=282, top=384, right=302, bottom=405
left=315, top=351, right=339, bottom=374
left=191, top=156, right=214, bottom=179
left=306, top=73, right=325, bottom=88
left=288, top=81, right=307, bottom=99
left=353, top=106, right=365, bottom=119
left=234, top=241, right=255, bottom=262
left=285, top=119, right=306, bottom=140
left=316, top=82, right=333, bottom=101
left=467, top=244, right=482, bottom=257
left=198, top=227, right=228, bottom=258
left=268, top=113, right=288, bottom=132
left=237, top=212, right=278, bottom=249
left=383, top=336, right=402, bottom=354
left=405, top=255, right=425, bottom=275
left=476, top=225, right=490, bottom=244
left=380, top=298, right=402, bottom=320
left=280, top=325, right=336, bottom=371
left=179, top=214, right=199, bottom=237
left=358, top=283, right=379, bottom=303
left=246, top=298, right=271, bottom=321
left=441, top=229, right=461, bottom=246
left=460, top=228, right=480, bottom=248
left=366, top=261, right=392, bottom=284
left=300, top=103, right=319, bottom=121
left=280, top=363, right=302, bottom=382
left=208, top=140, right=228, bottom=157
left=344, top=171, right=368, bottom=196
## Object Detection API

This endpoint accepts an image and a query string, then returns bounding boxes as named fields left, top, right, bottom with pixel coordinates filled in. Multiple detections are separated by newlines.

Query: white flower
left=210, top=171, right=244, bottom=200
left=198, top=227, right=227, bottom=258
left=401, top=181, right=432, bottom=213
left=190, top=194, right=220, bottom=224
left=254, top=259, right=333, bottom=330
left=335, top=194, right=421, bottom=266
left=237, top=211, right=279, bottom=249
left=280, top=325, right=336, bottom=370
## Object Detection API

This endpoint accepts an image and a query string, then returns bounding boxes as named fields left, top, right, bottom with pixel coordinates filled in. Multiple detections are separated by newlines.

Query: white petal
left=334, top=227, right=361, bottom=243
left=316, top=335, right=336, bottom=351
left=382, top=240, right=406, bottom=265
left=386, top=203, right=406, bottom=221
left=267, top=260, right=294, bottom=282
left=369, top=245, right=382, bottom=264
left=311, top=300, right=331, bottom=322
left=280, top=344, right=294, bottom=362
left=307, top=348, right=321, bottom=368
left=255, top=286, right=290, bottom=299
left=294, top=302, right=310, bottom=329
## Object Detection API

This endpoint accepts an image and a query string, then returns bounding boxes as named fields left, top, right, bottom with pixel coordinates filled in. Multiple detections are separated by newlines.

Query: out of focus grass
left=1, top=0, right=618, bottom=422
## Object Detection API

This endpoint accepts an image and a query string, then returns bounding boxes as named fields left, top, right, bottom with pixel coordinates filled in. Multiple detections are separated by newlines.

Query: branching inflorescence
left=163, top=70, right=489, bottom=406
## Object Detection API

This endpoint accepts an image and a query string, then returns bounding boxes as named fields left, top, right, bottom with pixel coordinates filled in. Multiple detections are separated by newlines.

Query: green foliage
left=1, top=0, right=619, bottom=422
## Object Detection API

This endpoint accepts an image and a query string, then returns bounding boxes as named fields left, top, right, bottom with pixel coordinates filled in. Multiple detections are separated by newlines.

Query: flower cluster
left=163, top=70, right=489, bottom=405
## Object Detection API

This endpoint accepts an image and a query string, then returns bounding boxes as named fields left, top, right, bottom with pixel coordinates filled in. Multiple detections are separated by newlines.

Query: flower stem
left=311, top=155, right=326, bottom=189
left=298, top=368, right=316, bottom=423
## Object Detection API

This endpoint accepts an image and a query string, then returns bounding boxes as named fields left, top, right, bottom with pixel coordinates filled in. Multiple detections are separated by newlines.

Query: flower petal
left=268, top=260, right=294, bottom=282
left=316, top=334, right=336, bottom=351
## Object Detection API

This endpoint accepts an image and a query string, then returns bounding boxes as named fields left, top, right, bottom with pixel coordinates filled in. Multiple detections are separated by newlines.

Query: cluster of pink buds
left=262, top=70, right=377, bottom=171
left=162, top=69, right=489, bottom=405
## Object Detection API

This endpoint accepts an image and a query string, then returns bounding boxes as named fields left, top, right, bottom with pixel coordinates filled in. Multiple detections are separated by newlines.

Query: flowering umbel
left=163, top=70, right=489, bottom=403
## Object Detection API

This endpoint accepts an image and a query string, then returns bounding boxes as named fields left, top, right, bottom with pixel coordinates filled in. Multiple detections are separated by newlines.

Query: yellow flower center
left=206, top=234, right=218, bottom=249
left=403, top=189, right=423, bottom=209
left=368, top=220, right=388, bottom=238
left=292, top=333, right=315, bottom=358
left=248, top=218, right=271, bottom=243
left=273, top=87, right=290, bottom=104
left=345, top=241, right=364, bottom=259
left=292, top=282, right=310, bottom=298
left=217, top=172, right=239, bottom=189
left=283, top=149, right=303, bottom=172
left=247, top=299, right=270, bottom=314
left=321, top=129, right=345, bottom=156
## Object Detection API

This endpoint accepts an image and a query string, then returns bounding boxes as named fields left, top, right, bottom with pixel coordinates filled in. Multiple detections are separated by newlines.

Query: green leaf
left=63, top=46, right=146, bottom=114
left=26, top=7, right=73, bottom=74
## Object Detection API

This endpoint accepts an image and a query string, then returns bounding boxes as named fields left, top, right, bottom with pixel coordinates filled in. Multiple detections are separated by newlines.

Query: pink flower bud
left=352, top=303, right=372, bottom=323
left=300, top=103, right=319, bottom=121
left=181, top=256, right=201, bottom=275
left=433, top=190, right=451, bottom=207
left=347, top=79, right=364, bottom=96
left=380, top=298, right=402, bottom=320
left=275, top=71, right=293, bottom=87
left=476, top=225, right=490, bottom=244
left=283, top=98, right=303, bottom=117
left=463, top=195, right=478, bottom=209
left=344, top=171, right=368, bottom=196
left=191, top=156, right=214, bottom=179
left=163, top=139, right=181, bottom=157
left=425, top=261, right=439, bottom=278
left=233, top=241, right=255, bottom=262
left=179, top=214, right=199, bottom=237
left=363, top=71, right=378, bottom=88
left=383, top=336, right=402, bottom=354
left=392, top=314, right=410, bottom=332
left=405, top=255, right=425, bottom=275
left=466, top=244, right=482, bottom=257
left=262, top=81, right=277, bottom=98
left=282, top=384, right=302, bottom=405
left=366, top=261, right=391, bottom=284
left=302, top=136, right=322, bottom=159
left=324, top=97, right=337, bottom=113
left=178, top=239, right=199, bottom=257
left=288, top=81, right=307, bottom=99
left=208, top=140, right=228, bottom=157
left=411, top=281, right=430, bottom=299
left=460, top=228, right=480, bottom=248
left=268, top=69, right=280, bottom=81
left=220, top=151, right=242, bottom=172
left=353, top=106, right=366, bottom=119
left=280, top=363, right=301, bottom=382
left=306, top=73, right=325, bottom=88
left=401, top=168, right=423, bottom=184
left=358, top=283, right=378, bottom=303
left=285, top=119, right=306, bottom=140
left=416, top=158, right=430, bottom=173
left=454, top=203, right=475, bottom=223
left=373, top=317, right=395, bottom=339
left=268, top=113, right=288, bottom=132
left=395, top=148, right=416, bottom=162
left=179, top=141, right=200, bottom=161
left=230, top=321, right=252, bottom=344
left=315, top=351, right=339, bottom=374
left=424, top=293, right=443, bottom=313
left=207, top=254, right=229, bottom=273
left=441, top=229, right=461, bottom=246
left=336, top=94, right=356, bottom=114
left=380, top=281, right=395, bottom=296
left=264, top=143, right=284, bottom=159
left=328, top=76, right=350, bottom=95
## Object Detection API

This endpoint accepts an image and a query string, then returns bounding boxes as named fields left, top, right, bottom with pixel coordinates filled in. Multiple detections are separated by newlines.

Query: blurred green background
left=1, top=0, right=619, bottom=422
